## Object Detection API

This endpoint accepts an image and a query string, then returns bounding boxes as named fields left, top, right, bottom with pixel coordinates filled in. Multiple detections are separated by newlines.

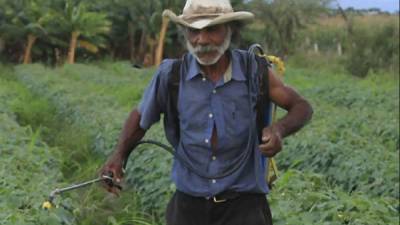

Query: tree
left=46, top=0, right=111, bottom=64
left=125, top=0, right=164, bottom=65
left=248, top=0, right=331, bottom=57
left=110, top=0, right=181, bottom=65
left=155, top=16, right=170, bottom=66
left=155, top=0, right=182, bottom=65
left=0, top=0, right=52, bottom=64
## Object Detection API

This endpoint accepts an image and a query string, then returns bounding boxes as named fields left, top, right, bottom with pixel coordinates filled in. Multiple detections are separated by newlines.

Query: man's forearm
left=275, top=99, right=313, bottom=138
left=112, top=109, right=146, bottom=161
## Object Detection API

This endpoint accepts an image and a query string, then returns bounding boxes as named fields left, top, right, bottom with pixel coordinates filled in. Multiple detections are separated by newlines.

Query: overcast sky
left=334, top=0, right=399, bottom=12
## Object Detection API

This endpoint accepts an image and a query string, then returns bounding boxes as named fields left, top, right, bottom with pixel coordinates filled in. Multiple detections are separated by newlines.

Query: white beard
left=186, top=28, right=232, bottom=66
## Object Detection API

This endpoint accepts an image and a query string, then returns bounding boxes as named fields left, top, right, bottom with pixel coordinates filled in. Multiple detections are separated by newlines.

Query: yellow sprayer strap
left=263, top=54, right=285, bottom=188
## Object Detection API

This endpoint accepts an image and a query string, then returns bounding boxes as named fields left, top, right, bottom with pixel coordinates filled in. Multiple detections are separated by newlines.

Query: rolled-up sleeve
left=138, top=60, right=173, bottom=130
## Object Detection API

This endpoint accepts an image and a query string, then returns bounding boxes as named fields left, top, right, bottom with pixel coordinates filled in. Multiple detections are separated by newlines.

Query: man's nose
left=196, top=30, right=210, bottom=45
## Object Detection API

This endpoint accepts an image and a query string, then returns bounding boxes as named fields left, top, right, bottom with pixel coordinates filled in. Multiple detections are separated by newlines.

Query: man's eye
left=207, top=26, right=218, bottom=32
left=188, top=28, right=200, bottom=34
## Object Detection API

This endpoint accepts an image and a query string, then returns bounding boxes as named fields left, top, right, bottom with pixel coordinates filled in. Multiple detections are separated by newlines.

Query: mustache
left=192, top=45, right=222, bottom=54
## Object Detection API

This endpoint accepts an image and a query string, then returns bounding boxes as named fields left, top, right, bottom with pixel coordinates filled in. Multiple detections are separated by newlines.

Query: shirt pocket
left=223, top=100, right=236, bottom=120
left=223, top=101, right=238, bottom=136
left=223, top=101, right=250, bottom=141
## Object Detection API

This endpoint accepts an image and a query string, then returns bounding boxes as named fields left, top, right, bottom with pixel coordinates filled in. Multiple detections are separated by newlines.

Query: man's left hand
left=259, top=125, right=283, bottom=157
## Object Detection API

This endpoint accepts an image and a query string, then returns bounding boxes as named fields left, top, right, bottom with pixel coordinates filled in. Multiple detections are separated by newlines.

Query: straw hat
left=162, top=0, right=254, bottom=30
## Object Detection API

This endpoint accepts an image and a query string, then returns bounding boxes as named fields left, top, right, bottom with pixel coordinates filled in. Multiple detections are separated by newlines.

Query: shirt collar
left=230, top=50, right=246, bottom=82
left=186, top=53, right=202, bottom=81
left=185, top=50, right=247, bottom=82
left=223, top=61, right=232, bottom=83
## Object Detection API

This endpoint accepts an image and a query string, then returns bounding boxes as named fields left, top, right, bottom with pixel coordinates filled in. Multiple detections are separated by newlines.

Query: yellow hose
left=263, top=55, right=285, bottom=187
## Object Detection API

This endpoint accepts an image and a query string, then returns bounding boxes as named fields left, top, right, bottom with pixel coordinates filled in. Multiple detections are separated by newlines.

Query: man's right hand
left=99, top=109, right=146, bottom=196
left=99, top=154, right=125, bottom=196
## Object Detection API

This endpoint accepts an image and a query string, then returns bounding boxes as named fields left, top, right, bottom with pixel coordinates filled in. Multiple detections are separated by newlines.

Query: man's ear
left=228, top=21, right=242, bottom=44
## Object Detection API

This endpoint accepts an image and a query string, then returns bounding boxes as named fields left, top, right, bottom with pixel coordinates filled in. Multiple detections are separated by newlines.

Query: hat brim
left=163, top=9, right=254, bottom=30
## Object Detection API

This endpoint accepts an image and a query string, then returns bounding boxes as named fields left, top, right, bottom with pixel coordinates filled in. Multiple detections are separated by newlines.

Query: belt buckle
left=213, top=196, right=227, bottom=203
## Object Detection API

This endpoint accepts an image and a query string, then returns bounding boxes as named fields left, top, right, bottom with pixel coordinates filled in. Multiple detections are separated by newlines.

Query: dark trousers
left=166, top=191, right=273, bottom=225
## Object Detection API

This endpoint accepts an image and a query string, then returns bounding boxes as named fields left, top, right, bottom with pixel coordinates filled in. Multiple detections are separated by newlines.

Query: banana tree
left=47, top=0, right=111, bottom=64
left=88, top=0, right=180, bottom=64
left=0, top=0, right=51, bottom=64
left=155, top=16, right=170, bottom=66
left=91, top=0, right=137, bottom=61
left=20, top=0, right=49, bottom=64
left=131, top=0, right=181, bottom=65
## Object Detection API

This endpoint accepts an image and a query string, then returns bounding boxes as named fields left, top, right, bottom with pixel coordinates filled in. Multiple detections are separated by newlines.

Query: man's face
left=185, top=24, right=232, bottom=65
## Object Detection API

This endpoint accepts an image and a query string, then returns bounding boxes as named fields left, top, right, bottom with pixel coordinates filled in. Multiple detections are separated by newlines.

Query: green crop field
left=0, top=61, right=398, bottom=225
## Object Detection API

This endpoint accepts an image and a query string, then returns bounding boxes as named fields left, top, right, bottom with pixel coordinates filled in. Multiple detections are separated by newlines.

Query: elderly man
left=101, top=0, right=313, bottom=224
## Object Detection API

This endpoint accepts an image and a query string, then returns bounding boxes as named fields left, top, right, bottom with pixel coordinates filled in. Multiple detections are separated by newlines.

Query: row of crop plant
left=14, top=63, right=399, bottom=224
left=269, top=170, right=398, bottom=224
left=1, top=65, right=154, bottom=225
left=14, top=64, right=174, bottom=220
left=276, top=68, right=399, bottom=199
left=0, top=67, right=75, bottom=224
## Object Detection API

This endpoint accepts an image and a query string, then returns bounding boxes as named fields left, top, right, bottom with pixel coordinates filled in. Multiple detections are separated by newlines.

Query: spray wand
left=42, top=173, right=121, bottom=210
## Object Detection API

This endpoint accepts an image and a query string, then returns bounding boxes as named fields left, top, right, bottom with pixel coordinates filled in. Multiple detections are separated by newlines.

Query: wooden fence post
left=313, top=43, right=319, bottom=54
left=337, top=42, right=343, bottom=56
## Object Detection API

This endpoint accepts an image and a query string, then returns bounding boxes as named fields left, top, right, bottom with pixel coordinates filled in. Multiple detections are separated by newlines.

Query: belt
left=206, top=191, right=242, bottom=203
left=177, top=190, right=255, bottom=204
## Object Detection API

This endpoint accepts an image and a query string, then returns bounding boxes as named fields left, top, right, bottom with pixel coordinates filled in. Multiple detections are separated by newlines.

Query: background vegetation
left=0, top=0, right=398, bottom=225
left=1, top=0, right=399, bottom=76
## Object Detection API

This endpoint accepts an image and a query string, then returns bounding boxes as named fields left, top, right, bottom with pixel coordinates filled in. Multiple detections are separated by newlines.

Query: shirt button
left=202, top=77, right=206, bottom=82
left=212, top=89, right=217, bottom=94
left=209, top=113, right=213, bottom=118
left=212, top=156, right=217, bottom=161
left=212, top=179, right=216, bottom=184
left=205, top=139, right=209, bottom=143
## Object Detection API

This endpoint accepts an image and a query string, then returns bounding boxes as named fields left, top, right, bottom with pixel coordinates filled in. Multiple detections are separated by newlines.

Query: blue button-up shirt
left=138, top=49, right=269, bottom=197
